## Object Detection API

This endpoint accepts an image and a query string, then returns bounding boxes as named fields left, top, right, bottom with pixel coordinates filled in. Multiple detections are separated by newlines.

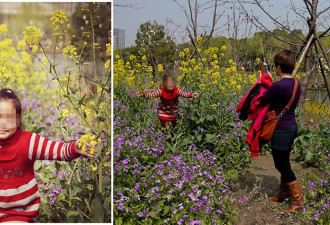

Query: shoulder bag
left=260, top=78, right=298, bottom=142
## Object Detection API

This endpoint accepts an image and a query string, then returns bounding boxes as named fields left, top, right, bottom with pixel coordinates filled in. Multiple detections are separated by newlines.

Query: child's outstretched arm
left=136, top=89, right=162, bottom=98
left=178, top=88, right=199, bottom=98
left=28, top=133, right=95, bottom=161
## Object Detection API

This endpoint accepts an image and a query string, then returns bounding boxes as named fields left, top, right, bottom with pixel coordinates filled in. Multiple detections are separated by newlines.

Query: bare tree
left=225, top=2, right=256, bottom=66
left=238, top=0, right=330, bottom=110
left=173, top=0, right=226, bottom=57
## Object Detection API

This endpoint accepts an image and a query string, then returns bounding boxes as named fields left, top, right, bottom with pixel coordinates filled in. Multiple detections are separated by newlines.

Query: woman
left=260, top=49, right=304, bottom=213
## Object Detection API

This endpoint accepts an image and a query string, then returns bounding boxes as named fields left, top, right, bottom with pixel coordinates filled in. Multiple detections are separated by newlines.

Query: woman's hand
left=192, top=93, right=199, bottom=98
left=135, top=91, right=142, bottom=97
left=267, top=71, right=273, bottom=79
left=75, top=141, right=97, bottom=158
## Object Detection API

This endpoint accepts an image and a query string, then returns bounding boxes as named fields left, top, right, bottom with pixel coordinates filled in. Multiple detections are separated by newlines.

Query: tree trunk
left=299, top=42, right=314, bottom=111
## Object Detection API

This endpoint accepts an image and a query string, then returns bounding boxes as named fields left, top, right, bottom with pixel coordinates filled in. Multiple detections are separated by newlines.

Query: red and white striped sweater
left=143, top=87, right=192, bottom=121
left=0, top=130, right=79, bottom=223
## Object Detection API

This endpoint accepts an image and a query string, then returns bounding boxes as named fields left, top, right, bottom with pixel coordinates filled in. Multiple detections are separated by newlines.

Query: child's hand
left=192, top=93, right=199, bottom=98
left=135, top=91, right=142, bottom=97
left=75, top=141, right=97, bottom=158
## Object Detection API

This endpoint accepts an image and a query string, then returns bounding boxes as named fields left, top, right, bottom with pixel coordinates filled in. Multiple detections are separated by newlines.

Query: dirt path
left=233, top=153, right=314, bottom=225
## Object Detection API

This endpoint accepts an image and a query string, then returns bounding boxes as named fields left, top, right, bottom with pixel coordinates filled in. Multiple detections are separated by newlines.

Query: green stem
left=61, top=24, right=94, bottom=97
left=67, top=157, right=81, bottom=185
left=96, top=72, right=110, bottom=110
left=53, top=37, right=57, bottom=65
left=90, top=11, right=100, bottom=117
left=38, top=43, right=56, bottom=76
left=90, top=11, right=98, bottom=81
left=76, top=169, right=81, bottom=183
left=84, top=198, right=92, bottom=213
left=98, top=161, right=102, bottom=193
left=51, top=63, right=95, bottom=133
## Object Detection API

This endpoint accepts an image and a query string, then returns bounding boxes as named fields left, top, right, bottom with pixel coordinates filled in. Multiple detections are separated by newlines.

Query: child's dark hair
left=0, top=88, right=23, bottom=130
left=161, top=74, right=176, bottom=89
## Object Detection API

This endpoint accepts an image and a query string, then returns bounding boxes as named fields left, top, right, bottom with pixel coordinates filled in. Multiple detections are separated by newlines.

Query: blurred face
left=165, top=77, right=175, bottom=91
left=0, top=100, right=19, bottom=140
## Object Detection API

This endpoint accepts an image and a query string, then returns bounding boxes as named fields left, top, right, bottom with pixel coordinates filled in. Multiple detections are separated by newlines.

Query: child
left=135, top=75, right=199, bottom=140
left=0, top=88, right=95, bottom=223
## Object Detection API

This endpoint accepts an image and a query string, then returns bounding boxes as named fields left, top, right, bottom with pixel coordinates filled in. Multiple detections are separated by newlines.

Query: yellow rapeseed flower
left=97, top=86, right=102, bottom=93
left=129, top=55, right=136, bottom=61
left=23, top=26, right=42, bottom=46
left=105, top=60, right=110, bottom=70
left=106, top=43, right=111, bottom=56
left=31, top=45, right=39, bottom=54
left=62, top=45, right=77, bottom=59
left=17, top=40, right=26, bottom=51
left=158, top=64, right=164, bottom=73
left=0, top=24, right=8, bottom=34
left=0, top=39, right=12, bottom=49
left=196, top=36, right=203, bottom=45
left=90, top=147, right=95, bottom=154
left=82, top=145, right=87, bottom=152
left=50, top=10, right=69, bottom=27
left=62, top=109, right=69, bottom=117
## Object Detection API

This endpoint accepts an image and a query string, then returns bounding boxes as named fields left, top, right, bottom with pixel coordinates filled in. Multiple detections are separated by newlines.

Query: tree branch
left=317, top=5, right=330, bottom=18
left=289, top=0, right=308, bottom=21
left=204, top=0, right=218, bottom=47
left=319, top=26, right=330, bottom=38
left=313, top=41, right=330, bottom=105
left=303, top=0, right=312, bottom=8
left=253, top=0, right=306, bottom=43
left=237, top=0, right=303, bottom=47
left=303, top=0, right=312, bottom=16
left=292, top=31, right=316, bottom=77
left=314, top=29, right=330, bottom=69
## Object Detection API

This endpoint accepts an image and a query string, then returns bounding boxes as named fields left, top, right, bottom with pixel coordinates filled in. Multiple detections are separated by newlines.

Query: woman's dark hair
left=273, top=49, right=296, bottom=74
left=0, top=88, right=23, bottom=131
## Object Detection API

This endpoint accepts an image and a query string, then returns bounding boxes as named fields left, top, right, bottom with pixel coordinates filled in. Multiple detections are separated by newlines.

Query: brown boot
left=268, top=177, right=290, bottom=202
left=282, top=180, right=304, bottom=213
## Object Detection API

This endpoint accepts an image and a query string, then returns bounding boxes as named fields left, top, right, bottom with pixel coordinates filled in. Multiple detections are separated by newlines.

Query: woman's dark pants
left=271, top=124, right=297, bottom=183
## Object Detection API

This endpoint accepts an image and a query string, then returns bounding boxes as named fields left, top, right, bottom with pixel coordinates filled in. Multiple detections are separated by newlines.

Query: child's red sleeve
left=28, top=133, right=80, bottom=161
left=143, top=89, right=162, bottom=98
left=177, top=88, right=192, bottom=98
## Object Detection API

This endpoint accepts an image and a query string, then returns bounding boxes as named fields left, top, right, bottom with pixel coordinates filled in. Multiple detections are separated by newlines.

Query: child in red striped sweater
left=135, top=75, right=199, bottom=141
left=0, top=88, right=95, bottom=223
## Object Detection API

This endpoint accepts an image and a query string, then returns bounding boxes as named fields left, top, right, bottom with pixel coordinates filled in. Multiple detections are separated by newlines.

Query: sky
left=114, top=0, right=329, bottom=48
